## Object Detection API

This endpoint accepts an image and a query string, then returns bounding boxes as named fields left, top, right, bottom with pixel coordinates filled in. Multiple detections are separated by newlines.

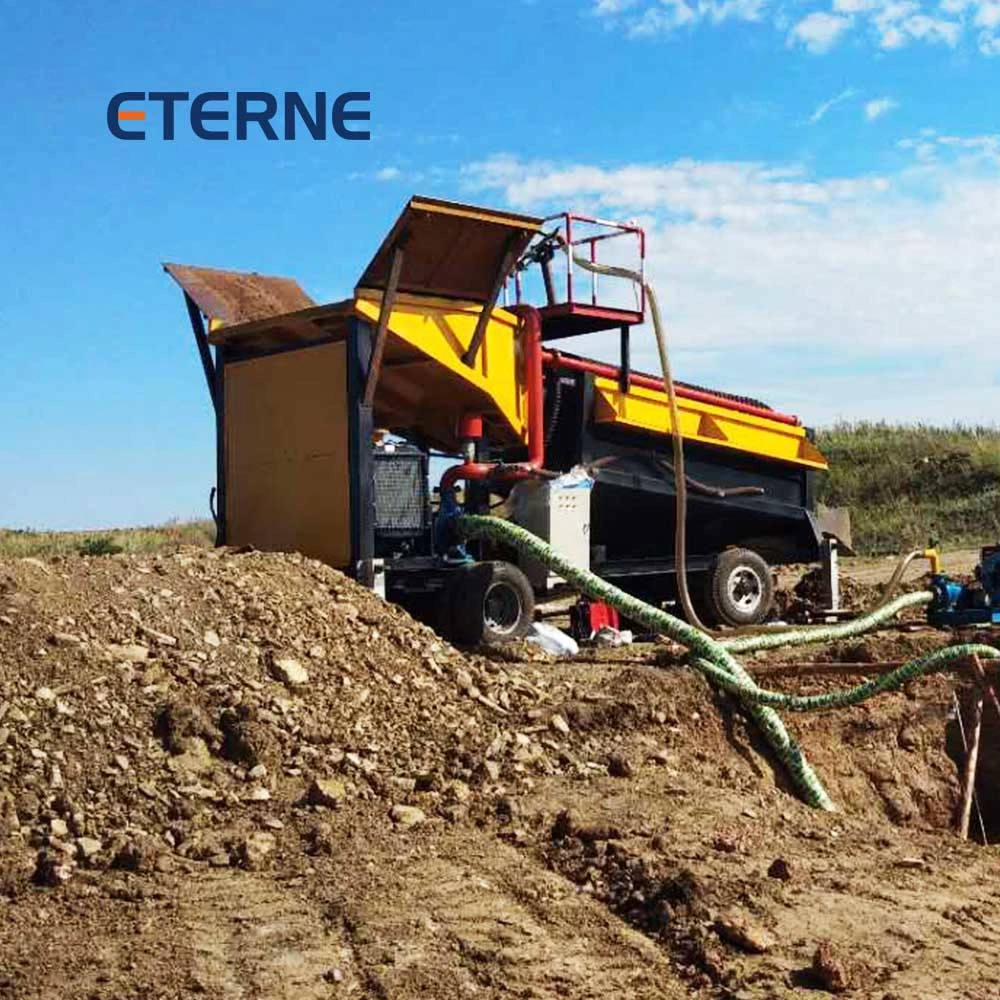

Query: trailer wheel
left=703, top=548, right=774, bottom=627
left=448, top=561, right=535, bottom=647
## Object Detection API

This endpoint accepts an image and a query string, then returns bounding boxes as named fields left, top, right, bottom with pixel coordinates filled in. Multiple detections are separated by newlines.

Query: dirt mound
left=775, top=563, right=938, bottom=622
left=0, top=548, right=565, bottom=886
left=2, top=549, right=999, bottom=999
left=774, top=565, right=879, bottom=620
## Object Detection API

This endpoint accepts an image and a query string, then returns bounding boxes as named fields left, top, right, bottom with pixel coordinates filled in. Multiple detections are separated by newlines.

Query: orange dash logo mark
left=107, top=92, right=370, bottom=141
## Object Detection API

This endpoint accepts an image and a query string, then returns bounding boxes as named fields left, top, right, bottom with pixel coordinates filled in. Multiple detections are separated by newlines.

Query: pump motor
left=928, top=544, right=1000, bottom=627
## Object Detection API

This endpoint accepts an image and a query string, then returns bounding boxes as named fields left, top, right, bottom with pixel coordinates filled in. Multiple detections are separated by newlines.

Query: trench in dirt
left=498, top=662, right=1000, bottom=995
left=946, top=685, right=1000, bottom=844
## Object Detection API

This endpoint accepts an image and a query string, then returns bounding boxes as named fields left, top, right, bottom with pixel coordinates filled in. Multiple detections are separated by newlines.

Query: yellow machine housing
left=166, top=194, right=830, bottom=582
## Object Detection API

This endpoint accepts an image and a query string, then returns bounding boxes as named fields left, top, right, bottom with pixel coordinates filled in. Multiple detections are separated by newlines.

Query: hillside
left=816, top=423, right=1000, bottom=555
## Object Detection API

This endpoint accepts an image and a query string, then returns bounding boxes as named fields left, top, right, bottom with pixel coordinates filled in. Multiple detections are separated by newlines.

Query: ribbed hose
left=459, top=513, right=836, bottom=810
left=721, top=590, right=933, bottom=654
left=457, top=514, right=998, bottom=811
left=697, top=644, right=1000, bottom=712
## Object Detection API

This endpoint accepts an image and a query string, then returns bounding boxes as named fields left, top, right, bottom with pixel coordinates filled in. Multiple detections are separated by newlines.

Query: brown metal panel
left=356, top=195, right=542, bottom=303
left=206, top=301, right=354, bottom=352
left=164, top=263, right=316, bottom=325
left=224, top=342, right=351, bottom=569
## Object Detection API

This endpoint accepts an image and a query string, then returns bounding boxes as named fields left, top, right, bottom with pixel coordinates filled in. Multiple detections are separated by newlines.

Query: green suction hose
left=721, top=590, right=933, bottom=654
left=457, top=514, right=999, bottom=812
left=458, top=513, right=837, bottom=811
left=696, top=643, right=999, bottom=712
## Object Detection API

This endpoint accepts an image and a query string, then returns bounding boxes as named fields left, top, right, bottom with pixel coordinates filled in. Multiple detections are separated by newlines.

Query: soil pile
left=0, top=548, right=569, bottom=885
left=1, top=549, right=998, bottom=1000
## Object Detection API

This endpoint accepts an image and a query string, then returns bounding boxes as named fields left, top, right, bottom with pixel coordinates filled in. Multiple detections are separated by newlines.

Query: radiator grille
left=373, top=450, right=428, bottom=536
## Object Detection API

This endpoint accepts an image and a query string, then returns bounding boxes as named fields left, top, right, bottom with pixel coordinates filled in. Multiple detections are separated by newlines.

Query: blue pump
left=928, top=544, right=1000, bottom=627
left=434, top=487, right=473, bottom=564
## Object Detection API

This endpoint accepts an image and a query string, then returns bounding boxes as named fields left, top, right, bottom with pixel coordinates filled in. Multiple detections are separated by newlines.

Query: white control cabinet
left=510, top=478, right=591, bottom=591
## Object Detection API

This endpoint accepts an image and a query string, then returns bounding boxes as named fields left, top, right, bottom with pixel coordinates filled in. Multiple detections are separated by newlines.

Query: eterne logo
left=107, top=91, right=371, bottom=140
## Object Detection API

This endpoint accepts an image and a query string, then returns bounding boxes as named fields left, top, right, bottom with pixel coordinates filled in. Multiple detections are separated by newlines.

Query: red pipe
left=510, top=304, right=546, bottom=470
left=439, top=461, right=495, bottom=491
left=440, top=305, right=546, bottom=491
left=541, top=350, right=800, bottom=427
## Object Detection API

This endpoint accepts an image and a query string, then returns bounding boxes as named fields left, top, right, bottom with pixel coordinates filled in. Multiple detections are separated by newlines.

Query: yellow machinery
left=167, top=195, right=831, bottom=642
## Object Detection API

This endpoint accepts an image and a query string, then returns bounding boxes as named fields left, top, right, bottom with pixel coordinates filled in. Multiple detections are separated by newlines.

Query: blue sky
left=1, top=0, right=998, bottom=529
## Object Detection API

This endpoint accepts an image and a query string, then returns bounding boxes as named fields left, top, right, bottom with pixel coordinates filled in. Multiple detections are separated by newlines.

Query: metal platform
left=537, top=302, right=644, bottom=339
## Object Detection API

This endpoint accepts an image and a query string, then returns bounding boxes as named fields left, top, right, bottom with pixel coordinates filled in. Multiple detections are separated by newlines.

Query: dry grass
left=0, top=520, right=215, bottom=559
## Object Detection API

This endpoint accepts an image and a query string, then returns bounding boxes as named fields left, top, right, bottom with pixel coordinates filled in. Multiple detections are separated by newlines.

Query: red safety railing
left=508, top=212, right=646, bottom=319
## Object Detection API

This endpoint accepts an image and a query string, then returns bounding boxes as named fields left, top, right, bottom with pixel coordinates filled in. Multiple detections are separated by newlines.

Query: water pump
left=928, top=544, right=1000, bottom=627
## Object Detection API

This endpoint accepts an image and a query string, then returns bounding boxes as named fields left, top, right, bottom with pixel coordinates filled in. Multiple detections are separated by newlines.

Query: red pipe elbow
left=439, top=305, right=547, bottom=492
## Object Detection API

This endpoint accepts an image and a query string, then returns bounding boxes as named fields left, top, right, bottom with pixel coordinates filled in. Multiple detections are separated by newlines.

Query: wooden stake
left=957, top=689, right=985, bottom=841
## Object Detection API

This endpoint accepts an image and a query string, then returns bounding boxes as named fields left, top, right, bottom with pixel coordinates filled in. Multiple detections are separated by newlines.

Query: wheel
left=447, top=561, right=535, bottom=647
left=702, top=548, right=774, bottom=627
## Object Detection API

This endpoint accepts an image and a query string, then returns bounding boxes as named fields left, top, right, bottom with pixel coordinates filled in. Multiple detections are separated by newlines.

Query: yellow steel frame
left=591, top=377, right=828, bottom=470
left=354, top=290, right=528, bottom=446
left=354, top=291, right=825, bottom=470
left=211, top=285, right=823, bottom=471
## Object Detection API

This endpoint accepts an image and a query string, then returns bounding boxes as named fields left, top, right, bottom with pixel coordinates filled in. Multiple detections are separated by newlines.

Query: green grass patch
left=816, top=423, right=1000, bottom=555
left=0, top=520, right=215, bottom=559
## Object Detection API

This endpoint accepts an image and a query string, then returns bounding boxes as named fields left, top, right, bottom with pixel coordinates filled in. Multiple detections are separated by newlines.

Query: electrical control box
left=509, top=476, right=592, bottom=591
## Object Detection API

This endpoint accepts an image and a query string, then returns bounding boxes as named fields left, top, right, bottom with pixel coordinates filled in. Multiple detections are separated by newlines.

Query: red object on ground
left=571, top=599, right=620, bottom=640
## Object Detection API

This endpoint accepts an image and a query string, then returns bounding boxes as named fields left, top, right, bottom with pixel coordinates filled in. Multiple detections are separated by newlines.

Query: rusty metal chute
left=163, top=263, right=316, bottom=327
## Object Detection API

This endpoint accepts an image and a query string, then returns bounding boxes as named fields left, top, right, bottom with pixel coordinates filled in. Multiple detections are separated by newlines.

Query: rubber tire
left=702, top=548, right=774, bottom=627
left=447, top=561, right=535, bottom=647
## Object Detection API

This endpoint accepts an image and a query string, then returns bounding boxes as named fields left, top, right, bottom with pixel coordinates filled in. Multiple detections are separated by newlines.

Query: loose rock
left=390, top=805, right=427, bottom=828
left=549, top=713, right=570, bottom=735
left=767, top=857, right=792, bottom=881
left=811, top=940, right=850, bottom=993
left=270, top=657, right=309, bottom=687
left=714, top=910, right=776, bottom=953
left=304, top=777, right=347, bottom=809
left=607, top=753, right=634, bottom=778
left=32, top=850, right=73, bottom=887
left=235, top=832, right=276, bottom=870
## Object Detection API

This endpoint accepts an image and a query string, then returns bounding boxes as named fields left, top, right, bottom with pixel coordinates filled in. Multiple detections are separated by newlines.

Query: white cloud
left=864, top=97, right=898, bottom=120
left=464, top=153, right=891, bottom=225
left=591, top=0, right=998, bottom=54
left=594, top=0, right=638, bottom=11
left=873, top=10, right=962, bottom=48
left=903, top=130, right=1000, bottom=163
left=808, top=87, right=858, bottom=123
left=789, top=11, right=853, bottom=51
left=375, top=166, right=402, bottom=181
left=593, top=0, right=770, bottom=37
left=976, top=1, right=1000, bottom=25
left=463, top=142, right=1000, bottom=422
left=627, top=1, right=697, bottom=35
